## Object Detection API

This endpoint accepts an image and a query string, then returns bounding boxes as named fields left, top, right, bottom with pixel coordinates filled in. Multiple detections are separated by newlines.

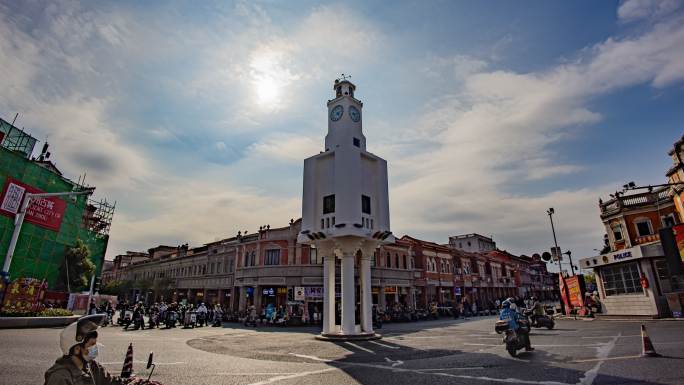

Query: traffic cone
left=641, top=324, right=660, bottom=357
left=121, top=343, right=134, bottom=378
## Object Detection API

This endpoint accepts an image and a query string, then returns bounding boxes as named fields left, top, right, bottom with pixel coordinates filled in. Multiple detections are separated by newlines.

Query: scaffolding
left=83, top=198, right=116, bottom=238
left=0, top=115, right=37, bottom=159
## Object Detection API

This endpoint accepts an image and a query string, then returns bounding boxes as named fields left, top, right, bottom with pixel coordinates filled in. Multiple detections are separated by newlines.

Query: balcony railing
left=634, top=234, right=660, bottom=245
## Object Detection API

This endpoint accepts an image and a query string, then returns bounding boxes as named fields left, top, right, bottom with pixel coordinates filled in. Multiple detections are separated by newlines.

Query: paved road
left=2, top=316, right=683, bottom=385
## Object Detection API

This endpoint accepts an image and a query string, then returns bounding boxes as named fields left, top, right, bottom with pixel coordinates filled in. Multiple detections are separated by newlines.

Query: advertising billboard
left=0, top=178, right=66, bottom=232
left=565, top=275, right=585, bottom=309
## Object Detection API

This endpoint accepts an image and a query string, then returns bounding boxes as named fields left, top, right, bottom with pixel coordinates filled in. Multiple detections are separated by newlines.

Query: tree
left=59, top=239, right=95, bottom=292
left=152, top=278, right=174, bottom=302
left=100, top=280, right=135, bottom=299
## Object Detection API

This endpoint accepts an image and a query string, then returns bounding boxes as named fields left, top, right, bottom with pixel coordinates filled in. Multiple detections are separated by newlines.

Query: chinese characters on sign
left=0, top=178, right=66, bottom=232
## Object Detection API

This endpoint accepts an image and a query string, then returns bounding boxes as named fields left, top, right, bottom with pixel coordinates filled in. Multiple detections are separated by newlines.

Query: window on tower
left=353, top=137, right=360, bottom=147
left=362, top=195, right=371, bottom=214
left=323, top=195, right=335, bottom=214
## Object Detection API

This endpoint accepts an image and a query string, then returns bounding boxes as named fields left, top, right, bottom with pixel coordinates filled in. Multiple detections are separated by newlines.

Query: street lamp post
left=1, top=190, right=91, bottom=279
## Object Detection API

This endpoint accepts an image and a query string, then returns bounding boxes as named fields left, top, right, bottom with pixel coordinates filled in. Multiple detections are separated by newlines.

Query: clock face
left=349, top=106, right=361, bottom=122
left=330, top=105, right=343, bottom=121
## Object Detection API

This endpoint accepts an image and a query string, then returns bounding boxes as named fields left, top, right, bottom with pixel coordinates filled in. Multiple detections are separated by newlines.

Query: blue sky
left=1, top=0, right=683, bottom=268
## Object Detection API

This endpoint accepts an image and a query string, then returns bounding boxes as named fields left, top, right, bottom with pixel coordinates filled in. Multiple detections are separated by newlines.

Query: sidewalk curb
left=0, top=315, right=80, bottom=329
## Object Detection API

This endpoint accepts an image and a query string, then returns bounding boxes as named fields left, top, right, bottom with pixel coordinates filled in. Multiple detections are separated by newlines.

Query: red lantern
left=640, top=275, right=649, bottom=289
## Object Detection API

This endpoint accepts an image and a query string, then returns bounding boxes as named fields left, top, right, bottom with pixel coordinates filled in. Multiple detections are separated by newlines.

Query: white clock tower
left=299, top=77, right=393, bottom=340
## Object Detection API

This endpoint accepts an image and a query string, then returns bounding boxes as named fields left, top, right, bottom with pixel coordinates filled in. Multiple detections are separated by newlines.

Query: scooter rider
left=196, top=302, right=208, bottom=326
left=44, top=314, right=126, bottom=385
left=499, top=298, right=534, bottom=352
left=530, top=296, right=544, bottom=326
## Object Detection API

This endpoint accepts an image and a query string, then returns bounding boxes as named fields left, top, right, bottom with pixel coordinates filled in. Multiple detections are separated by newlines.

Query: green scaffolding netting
left=0, top=146, right=109, bottom=289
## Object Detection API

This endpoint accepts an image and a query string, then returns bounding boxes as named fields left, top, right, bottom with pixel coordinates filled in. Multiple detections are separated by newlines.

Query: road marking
left=384, top=357, right=404, bottom=367
left=464, top=343, right=602, bottom=348
left=580, top=335, right=639, bottom=339
left=575, top=332, right=620, bottom=385
left=288, top=353, right=332, bottom=362
left=217, top=372, right=297, bottom=375
left=99, top=360, right=185, bottom=365
left=247, top=368, right=338, bottom=385
left=370, top=340, right=400, bottom=349
left=344, top=341, right=376, bottom=354
left=572, top=355, right=641, bottom=363
left=418, top=367, right=486, bottom=371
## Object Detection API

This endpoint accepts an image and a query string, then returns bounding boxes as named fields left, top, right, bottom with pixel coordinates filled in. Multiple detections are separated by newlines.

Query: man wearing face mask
left=44, top=314, right=126, bottom=385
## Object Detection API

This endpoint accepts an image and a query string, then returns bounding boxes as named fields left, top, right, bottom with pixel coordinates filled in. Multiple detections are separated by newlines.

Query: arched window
left=395, top=253, right=399, bottom=269
left=386, top=252, right=391, bottom=268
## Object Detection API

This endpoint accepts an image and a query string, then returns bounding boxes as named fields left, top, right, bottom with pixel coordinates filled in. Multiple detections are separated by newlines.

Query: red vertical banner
left=558, top=273, right=571, bottom=316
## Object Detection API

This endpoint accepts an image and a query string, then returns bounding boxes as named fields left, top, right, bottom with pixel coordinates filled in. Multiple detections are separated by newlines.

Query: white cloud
left=617, top=0, right=683, bottom=22
left=385, top=10, right=684, bottom=261
left=246, top=134, right=321, bottom=163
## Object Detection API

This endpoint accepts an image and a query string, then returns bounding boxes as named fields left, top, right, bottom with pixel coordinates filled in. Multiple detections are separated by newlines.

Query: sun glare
left=255, top=75, right=280, bottom=105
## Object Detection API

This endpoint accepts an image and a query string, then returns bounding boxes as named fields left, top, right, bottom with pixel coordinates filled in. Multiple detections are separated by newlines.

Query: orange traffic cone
left=121, top=343, right=134, bottom=378
left=641, top=324, right=660, bottom=357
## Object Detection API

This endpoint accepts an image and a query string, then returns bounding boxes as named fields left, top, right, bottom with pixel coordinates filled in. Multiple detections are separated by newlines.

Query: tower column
left=360, top=255, right=373, bottom=333
left=341, top=253, right=356, bottom=335
left=322, top=254, right=336, bottom=334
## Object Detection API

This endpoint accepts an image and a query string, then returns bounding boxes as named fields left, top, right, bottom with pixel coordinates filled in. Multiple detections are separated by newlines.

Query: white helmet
left=59, top=314, right=106, bottom=355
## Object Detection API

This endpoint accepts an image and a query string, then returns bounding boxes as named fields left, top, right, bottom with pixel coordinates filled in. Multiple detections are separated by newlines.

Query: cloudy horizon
left=1, top=0, right=683, bottom=268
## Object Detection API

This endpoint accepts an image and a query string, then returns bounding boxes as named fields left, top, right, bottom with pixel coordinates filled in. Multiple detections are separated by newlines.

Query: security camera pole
left=1, top=190, right=92, bottom=279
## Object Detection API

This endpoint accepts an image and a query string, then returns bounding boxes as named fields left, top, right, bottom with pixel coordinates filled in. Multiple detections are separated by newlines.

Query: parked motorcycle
left=183, top=311, right=197, bottom=329
left=196, top=312, right=207, bottom=327
left=165, top=311, right=177, bottom=329
left=122, top=310, right=133, bottom=329
left=522, top=308, right=555, bottom=330
left=495, top=319, right=531, bottom=357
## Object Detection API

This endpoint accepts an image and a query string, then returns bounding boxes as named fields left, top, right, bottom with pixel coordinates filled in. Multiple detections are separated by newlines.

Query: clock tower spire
left=325, top=75, right=365, bottom=152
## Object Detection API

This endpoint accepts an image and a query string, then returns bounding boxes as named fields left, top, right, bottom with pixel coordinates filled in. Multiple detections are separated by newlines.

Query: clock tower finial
left=334, top=74, right=356, bottom=98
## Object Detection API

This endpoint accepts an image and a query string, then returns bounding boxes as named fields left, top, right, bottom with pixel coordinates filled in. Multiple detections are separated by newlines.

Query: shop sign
left=246, top=287, right=254, bottom=297
left=384, top=286, right=397, bottom=294
left=294, top=287, right=305, bottom=301
left=262, top=288, right=275, bottom=296
left=613, top=251, right=633, bottom=261
left=0, top=178, right=67, bottom=232
left=1, top=277, right=47, bottom=313
left=277, top=287, right=287, bottom=295
left=454, top=287, right=462, bottom=295
left=305, top=286, right=323, bottom=298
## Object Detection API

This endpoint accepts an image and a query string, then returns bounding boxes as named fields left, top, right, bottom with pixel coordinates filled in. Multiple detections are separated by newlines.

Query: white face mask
left=83, top=344, right=98, bottom=361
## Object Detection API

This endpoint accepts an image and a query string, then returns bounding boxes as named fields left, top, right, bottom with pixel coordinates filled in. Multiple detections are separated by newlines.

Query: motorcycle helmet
left=60, top=314, right=107, bottom=356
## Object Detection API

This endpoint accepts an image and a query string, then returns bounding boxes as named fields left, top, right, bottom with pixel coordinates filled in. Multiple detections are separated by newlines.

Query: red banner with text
left=0, top=178, right=66, bottom=232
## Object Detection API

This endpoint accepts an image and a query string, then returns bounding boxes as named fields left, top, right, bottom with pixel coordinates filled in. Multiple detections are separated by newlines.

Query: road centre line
left=345, top=341, right=376, bottom=354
